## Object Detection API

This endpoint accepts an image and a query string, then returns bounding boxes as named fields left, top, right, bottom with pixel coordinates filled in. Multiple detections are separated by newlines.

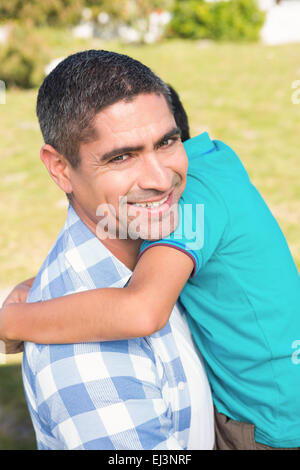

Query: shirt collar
left=183, top=132, right=215, bottom=159
left=64, top=204, right=132, bottom=288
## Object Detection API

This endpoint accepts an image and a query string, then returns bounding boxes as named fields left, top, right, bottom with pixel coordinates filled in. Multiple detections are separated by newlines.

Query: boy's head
left=167, top=84, right=190, bottom=142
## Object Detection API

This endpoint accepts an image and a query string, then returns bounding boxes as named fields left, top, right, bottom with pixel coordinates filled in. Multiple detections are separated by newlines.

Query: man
left=18, top=50, right=214, bottom=450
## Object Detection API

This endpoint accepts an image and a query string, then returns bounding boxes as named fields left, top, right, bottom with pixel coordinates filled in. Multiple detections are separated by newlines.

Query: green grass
left=0, top=355, right=36, bottom=449
left=0, top=32, right=300, bottom=450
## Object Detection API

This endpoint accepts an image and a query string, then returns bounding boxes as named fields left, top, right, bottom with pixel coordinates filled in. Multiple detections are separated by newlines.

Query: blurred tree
left=84, top=0, right=174, bottom=43
left=0, top=0, right=174, bottom=26
left=0, top=0, right=84, bottom=27
left=167, top=0, right=265, bottom=41
left=85, top=0, right=174, bottom=23
left=0, top=24, right=50, bottom=88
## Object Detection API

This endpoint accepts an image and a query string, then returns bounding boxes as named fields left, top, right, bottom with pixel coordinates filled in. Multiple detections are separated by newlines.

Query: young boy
left=1, top=96, right=300, bottom=451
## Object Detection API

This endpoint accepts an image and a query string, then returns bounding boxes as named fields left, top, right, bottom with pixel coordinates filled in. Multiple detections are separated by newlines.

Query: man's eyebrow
left=99, top=126, right=181, bottom=163
left=154, top=126, right=181, bottom=149
left=99, top=144, right=144, bottom=163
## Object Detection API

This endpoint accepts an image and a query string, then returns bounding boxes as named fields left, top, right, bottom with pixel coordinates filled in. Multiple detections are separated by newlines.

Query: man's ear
left=40, top=144, right=73, bottom=195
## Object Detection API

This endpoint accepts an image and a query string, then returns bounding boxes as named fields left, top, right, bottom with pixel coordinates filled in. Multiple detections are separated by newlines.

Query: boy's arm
left=0, top=247, right=194, bottom=344
left=2, top=277, right=35, bottom=306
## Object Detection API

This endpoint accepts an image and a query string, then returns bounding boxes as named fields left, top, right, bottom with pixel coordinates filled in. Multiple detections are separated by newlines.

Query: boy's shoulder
left=183, top=133, right=252, bottom=209
left=184, top=133, right=249, bottom=180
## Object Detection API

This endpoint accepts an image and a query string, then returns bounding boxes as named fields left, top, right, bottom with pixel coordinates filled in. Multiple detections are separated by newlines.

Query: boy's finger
left=2, top=285, right=30, bottom=307
left=5, top=340, right=24, bottom=354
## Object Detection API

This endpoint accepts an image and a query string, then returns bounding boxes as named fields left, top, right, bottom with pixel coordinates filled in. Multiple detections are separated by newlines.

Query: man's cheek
left=175, top=151, right=188, bottom=179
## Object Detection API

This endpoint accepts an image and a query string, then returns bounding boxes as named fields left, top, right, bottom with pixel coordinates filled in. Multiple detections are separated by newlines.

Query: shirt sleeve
left=34, top=341, right=185, bottom=450
left=139, top=177, right=228, bottom=278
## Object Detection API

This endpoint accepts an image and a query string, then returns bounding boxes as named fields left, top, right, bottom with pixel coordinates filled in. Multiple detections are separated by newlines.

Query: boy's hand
left=2, top=277, right=35, bottom=307
left=0, top=277, right=34, bottom=355
left=5, top=339, right=24, bottom=354
left=0, top=338, right=23, bottom=354
left=0, top=304, right=24, bottom=354
left=1, top=337, right=24, bottom=354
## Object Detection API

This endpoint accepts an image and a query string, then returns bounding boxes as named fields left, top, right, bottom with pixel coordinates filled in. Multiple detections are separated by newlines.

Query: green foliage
left=0, top=0, right=174, bottom=26
left=0, top=0, right=83, bottom=27
left=0, top=25, right=50, bottom=88
left=168, top=0, right=266, bottom=41
left=85, top=0, right=173, bottom=23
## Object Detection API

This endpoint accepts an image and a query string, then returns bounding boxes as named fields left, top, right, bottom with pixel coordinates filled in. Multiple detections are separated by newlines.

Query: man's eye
left=160, top=137, right=178, bottom=148
left=110, top=154, right=129, bottom=163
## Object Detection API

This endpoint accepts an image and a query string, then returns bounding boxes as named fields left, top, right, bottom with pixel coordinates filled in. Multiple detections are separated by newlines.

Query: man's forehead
left=88, top=94, right=174, bottom=144
left=93, top=93, right=172, bottom=130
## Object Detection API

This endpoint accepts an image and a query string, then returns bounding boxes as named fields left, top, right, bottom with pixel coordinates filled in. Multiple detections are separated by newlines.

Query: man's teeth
left=132, top=194, right=169, bottom=208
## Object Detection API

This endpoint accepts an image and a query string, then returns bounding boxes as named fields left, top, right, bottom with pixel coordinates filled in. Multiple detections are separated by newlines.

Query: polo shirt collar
left=183, top=132, right=215, bottom=159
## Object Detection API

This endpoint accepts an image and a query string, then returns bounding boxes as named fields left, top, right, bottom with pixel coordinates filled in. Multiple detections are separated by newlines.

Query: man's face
left=68, top=93, right=188, bottom=243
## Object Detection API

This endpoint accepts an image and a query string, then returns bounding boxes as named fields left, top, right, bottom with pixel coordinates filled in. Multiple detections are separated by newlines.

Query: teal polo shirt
left=140, top=133, right=300, bottom=447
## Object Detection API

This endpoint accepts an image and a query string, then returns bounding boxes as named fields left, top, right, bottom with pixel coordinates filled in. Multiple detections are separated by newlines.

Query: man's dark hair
left=167, top=84, right=190, bottom=142
left=37, top=49, right=173, bottom=168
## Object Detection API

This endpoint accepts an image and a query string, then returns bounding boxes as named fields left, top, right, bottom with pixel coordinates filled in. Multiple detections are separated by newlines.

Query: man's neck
left=100, top=236, right=143, bottom=272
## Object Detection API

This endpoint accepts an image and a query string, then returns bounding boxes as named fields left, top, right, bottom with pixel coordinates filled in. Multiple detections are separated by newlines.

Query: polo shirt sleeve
left=139, top=179, right=228, bottom=278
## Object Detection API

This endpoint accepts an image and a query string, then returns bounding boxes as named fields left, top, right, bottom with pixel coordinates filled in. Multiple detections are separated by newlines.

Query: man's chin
left=130, top=212, right=180, bottom=241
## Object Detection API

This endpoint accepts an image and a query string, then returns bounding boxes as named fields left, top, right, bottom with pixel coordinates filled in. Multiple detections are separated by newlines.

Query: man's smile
left=126, top=190, right=175, bottom=216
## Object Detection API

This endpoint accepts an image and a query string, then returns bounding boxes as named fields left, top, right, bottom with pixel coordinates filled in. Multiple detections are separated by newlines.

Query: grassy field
left=0, top=33, right=300, bottom=449
left=0, top=355, right=36, bottom=449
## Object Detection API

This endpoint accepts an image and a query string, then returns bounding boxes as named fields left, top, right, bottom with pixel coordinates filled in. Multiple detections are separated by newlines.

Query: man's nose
left=137, top=154, right=173, bottom=193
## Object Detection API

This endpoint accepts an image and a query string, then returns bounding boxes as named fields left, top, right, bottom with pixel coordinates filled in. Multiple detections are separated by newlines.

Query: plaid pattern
left=22, top=205, right=192, bottom=450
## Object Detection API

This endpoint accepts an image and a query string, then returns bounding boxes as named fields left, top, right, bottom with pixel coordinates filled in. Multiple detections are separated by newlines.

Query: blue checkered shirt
left=22, top=205, right=192, bottom=450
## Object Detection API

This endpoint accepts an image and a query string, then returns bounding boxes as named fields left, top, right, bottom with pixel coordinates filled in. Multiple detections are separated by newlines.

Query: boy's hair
left=36, top=49, right=173, bottom=168
left=167, top=84, right=190, bottom=142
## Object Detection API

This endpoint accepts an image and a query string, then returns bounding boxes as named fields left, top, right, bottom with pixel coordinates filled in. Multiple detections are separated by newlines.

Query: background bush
left=0, top=0, right=84, bottom=27
left=0, top=25, right=50, bottom=88
left=168, top=0, right=266, bottom=41
left=85, top=0, right=173, bottom=22
left=0, top=0, right=174, bottom=27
